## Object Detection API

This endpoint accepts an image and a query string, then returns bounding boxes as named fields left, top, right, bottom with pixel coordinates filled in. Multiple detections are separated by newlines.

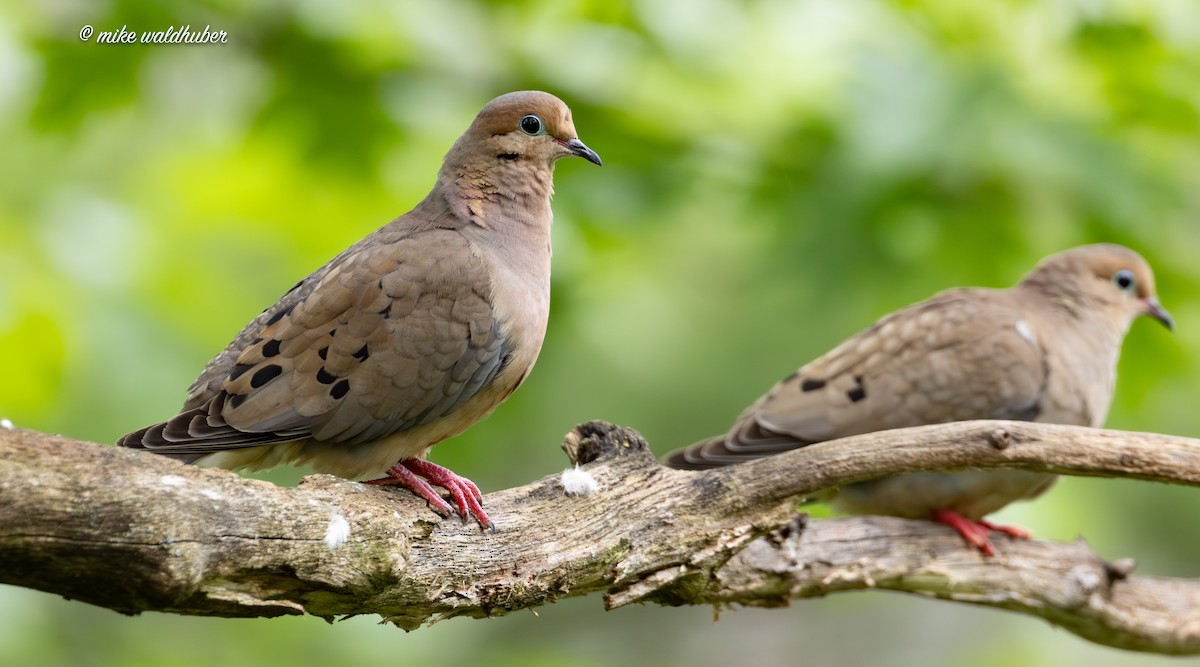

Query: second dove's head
left=456, top=91, right=602, bottom=169
left=1021, top=244, right=1173, bottom=331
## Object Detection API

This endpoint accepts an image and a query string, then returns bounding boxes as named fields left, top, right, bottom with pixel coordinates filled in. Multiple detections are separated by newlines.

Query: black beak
left=1144, top=297, right=1174, bottom=331
left=561, top=138, right=602, bottom=166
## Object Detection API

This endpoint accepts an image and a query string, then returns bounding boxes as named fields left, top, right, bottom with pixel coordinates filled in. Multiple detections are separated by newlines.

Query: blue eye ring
left=519, top=115, right=544, bottom=135
left=1113, top=269, right=1136, bottom=292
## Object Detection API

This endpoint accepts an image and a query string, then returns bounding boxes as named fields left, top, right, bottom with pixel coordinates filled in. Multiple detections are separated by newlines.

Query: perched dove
left=120, top=91, right=602, bottom=528
left=664, top=245, right=1172, bottom=555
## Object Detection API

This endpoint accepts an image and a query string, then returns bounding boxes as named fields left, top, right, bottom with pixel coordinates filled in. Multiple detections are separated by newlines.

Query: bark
left=1, top=420, right=1198, bottom=654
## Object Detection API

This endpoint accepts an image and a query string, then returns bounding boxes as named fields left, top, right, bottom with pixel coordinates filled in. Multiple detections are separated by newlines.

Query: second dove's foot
left=975, top=517, right=1033, bottom=540
left=931, top=509, right=1032, bottom=556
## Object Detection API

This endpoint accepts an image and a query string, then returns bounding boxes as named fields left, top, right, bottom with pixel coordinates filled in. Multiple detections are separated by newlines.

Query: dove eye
left=1113, top=269, right=1136, bottom=292
left=519, top=115, right=544, bottom=136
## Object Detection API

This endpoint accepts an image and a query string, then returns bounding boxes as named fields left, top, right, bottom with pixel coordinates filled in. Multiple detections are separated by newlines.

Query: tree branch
left=1, top=420, right=1198, bottom=654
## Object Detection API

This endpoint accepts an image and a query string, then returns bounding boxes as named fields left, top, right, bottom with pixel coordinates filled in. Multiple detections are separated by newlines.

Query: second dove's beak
left=1143, top=297, right=1174, bottom=331
left=560, top=138, right=602, bottom=166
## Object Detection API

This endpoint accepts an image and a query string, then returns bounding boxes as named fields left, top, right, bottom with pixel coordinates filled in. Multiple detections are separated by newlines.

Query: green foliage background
left=2, top=1, right=1199, bottom=665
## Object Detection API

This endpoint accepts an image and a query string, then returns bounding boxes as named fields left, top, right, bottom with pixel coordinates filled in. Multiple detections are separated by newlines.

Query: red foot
left=976, top=517, right=1032, bottom=541
left=366, top=459, right=492, bottom=529
left=931, top=509, right=1032, bottom=556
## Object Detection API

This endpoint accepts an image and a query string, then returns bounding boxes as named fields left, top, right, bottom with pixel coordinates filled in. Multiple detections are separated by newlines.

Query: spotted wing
left=120, top=227, right=510, bottom=458
left=665, top=289, right=1047, bottom=469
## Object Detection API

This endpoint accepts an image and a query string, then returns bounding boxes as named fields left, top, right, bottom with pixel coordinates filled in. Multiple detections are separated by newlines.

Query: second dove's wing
left=678, top=290, right=1047, bottom=466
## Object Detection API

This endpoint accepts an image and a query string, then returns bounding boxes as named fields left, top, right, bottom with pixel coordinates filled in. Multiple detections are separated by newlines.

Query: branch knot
left=988, top=428, right=1012, bottom=449
left=561, top=420, right=652, bottom=465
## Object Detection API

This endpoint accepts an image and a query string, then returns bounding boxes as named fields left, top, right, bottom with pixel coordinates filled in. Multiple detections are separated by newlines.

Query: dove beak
left=559, top=138, right=602, bottom=166
left=1143, top=297, right=1174, bottom=331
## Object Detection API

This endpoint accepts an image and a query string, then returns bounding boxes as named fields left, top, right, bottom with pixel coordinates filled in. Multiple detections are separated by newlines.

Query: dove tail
left=117, top=423, right=207, bottom=464
left=662, top=420, right=813, bottom=469
left=117, top=393, right=308, bottom=460
left=661, top=435, right=745, bottom=470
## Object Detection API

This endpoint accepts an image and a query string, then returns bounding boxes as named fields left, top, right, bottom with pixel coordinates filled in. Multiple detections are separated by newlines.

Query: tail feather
left=118, top=393, right=309, bottom=459
left=661, top=421, right=811, bottom=469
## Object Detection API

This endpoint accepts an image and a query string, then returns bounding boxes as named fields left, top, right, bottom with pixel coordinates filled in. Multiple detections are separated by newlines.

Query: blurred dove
left=120, top=91, right=602, bottom=528
left=664, top=244, right=1172, bottom=555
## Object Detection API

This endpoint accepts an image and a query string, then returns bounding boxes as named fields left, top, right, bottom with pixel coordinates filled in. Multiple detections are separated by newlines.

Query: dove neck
left=410, top=163, right=555, bottom=298
left=1040, top=306, right=1124, bottom=427
left=1019, top=283, right=1129, bottom=425
left=428, top=158, right=556, bottom=234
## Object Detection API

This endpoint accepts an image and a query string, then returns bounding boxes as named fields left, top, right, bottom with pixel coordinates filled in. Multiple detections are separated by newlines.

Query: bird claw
left=976, top=517, right=1032, bottom=540
left=932, top=509, right=1032, bottom=556
left=366, top=459, right=492, bottom=529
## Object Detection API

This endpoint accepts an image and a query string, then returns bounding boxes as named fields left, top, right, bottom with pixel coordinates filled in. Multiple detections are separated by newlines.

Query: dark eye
left=519, top=115, right=543, bottom=135
left=1113, top=269, right=1136, bottom=292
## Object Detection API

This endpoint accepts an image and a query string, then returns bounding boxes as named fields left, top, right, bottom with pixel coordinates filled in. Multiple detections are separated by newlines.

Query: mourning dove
left=120, top=91, right=602, bottom=528
left=664, top=244, right=1172, bottom=554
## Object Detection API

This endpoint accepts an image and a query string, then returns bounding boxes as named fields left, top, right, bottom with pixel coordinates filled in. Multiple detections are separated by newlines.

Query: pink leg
left=976, top=517, right=1033, bottom=540
left=931, top=510, right=1034, bottom=556
left=366, top=459, right=492, bottom=529
left=932, top=509, right=997, bottom=556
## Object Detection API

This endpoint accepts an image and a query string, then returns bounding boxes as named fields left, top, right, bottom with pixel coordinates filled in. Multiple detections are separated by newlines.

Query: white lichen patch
left=0, top=418, right=13, bottom=430
left=560, top=465, right=600, bottom=496
left=200, top=489, right=224, bottom=501
left=159, top=474, right=187, bottom=487
left=325, top=514, right=351, bottom=550
left=820, top=559, right=876, bottom=587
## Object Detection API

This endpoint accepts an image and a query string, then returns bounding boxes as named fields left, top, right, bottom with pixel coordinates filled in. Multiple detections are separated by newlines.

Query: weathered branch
left=1, top=420, right=1199, bottom=654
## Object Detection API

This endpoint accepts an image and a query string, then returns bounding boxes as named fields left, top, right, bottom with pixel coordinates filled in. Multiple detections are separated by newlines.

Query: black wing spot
left=352, top=344, right=369, bottom=361
left=497, top=153, right=518, bottom=161
left=265, top=303, right=295, bottom=326
left=800, top=378, right=826, bottom=392
left=847, top=376, right=867, bottom=403
left=228, top=363, right=254, bottom=382
left=228, top=393, right=248, bottom=409
left=316, top=367, right=338, bottom=384
left=250, top=364, right=283, bottom=389
left=318, top=346, right=328, bottom=360
left=330, top=379, right=350, bottom=399
left=262, top=339, right=281, bottom=358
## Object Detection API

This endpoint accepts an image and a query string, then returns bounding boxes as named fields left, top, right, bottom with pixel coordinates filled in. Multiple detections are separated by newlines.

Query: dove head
left=454, top=91, right=602, bottom=169
left=433, top=92, right=600, bottom=223
left=1021, top=244, right=1173, bottom=331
